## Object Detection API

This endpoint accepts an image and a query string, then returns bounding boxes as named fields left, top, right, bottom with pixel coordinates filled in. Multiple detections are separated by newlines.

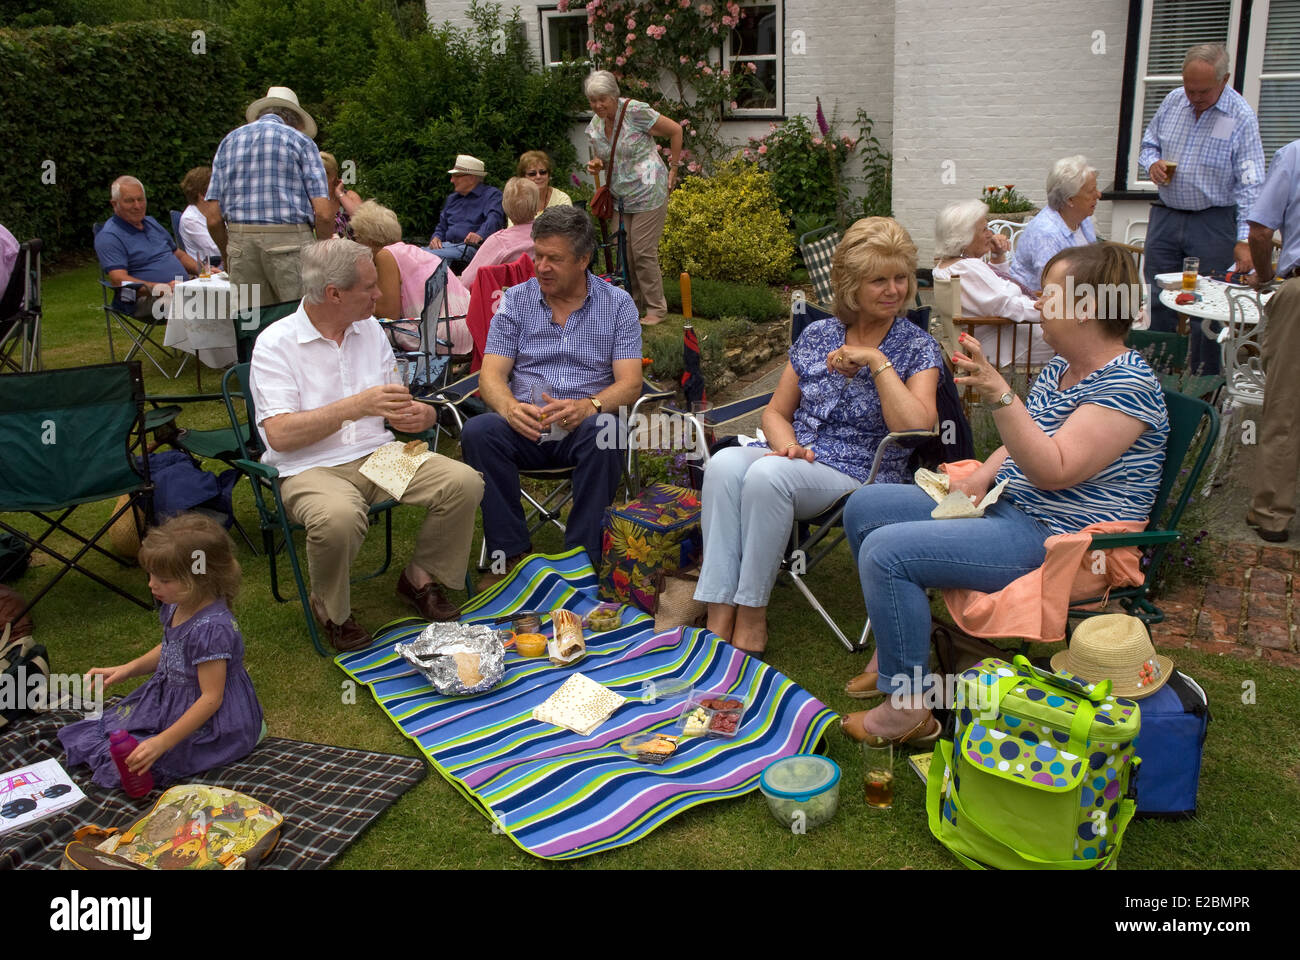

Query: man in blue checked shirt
left=1244, top=139, right=1300, bottom=543
left=205, top=87, right=333, bottom=305
left=1139, top=43, right=1265, bottom=376
left=461, top=206, right=643, bottom=588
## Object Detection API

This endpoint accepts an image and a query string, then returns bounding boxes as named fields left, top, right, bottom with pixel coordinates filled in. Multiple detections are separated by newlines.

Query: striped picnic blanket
left=336, top=550, right=838, bottom=860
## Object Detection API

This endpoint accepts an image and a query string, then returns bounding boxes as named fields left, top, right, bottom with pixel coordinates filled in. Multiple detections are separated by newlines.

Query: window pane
left=730, top=4, right=777, bottom=57
left=1140, top=78, right=1181, bottom=140
left=547, top=14, right=588, bottom=63
left=734, top=60, right=777, bottom=110
left=1262, top=0, right=1300, bottom=73
left=1259, top=77, right=1300, bottom=161
left=1147, top=0, right=1231, bottom=74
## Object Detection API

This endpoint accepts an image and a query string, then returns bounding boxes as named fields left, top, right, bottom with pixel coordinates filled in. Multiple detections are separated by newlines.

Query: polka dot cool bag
left=926, top=654, right=1141, bottom=870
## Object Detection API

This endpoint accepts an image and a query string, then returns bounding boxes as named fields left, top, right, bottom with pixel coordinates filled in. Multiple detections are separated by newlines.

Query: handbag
left=653, top=568, right=707, bottom=632
left=590, top=99, right=630, bottom=221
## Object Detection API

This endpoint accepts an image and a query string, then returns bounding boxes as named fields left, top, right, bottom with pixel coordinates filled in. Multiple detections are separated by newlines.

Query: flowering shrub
left=745, top=101, right=892, bottom=233
left=564, top=0, right=765, bottom=172
left=982, top=184, right=1035, bottom=214
left=659, top=159, right=795, bottom=284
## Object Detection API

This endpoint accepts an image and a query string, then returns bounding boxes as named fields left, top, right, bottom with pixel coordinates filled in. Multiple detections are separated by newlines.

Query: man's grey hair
left=257, top=105, right=303, bottom=130
left=583, top=69, right=620, bottom=100
left=110, top=175, right=145, bottom=202
left=1046, top=155, right=1098, bottom=211
left=1184, top=43, right=1230, bottom=79
left=532, top=206, right=596, bottom=267
left=300, top=238, right=372, bottom=304
left=934, top=199, right=989, bottom=260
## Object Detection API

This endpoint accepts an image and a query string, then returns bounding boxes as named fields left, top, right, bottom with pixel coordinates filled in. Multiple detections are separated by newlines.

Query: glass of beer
left=862, top=742, right=894, bottom=809
left=1164, top=159, right=1177, bottom=182
left=198, top=255, right=212, bottom=279
left=1182, top=257, right=1200, bottom=292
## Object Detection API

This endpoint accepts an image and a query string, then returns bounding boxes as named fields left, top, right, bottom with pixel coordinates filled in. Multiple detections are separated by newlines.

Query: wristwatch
left=589, top=396, right=603, bottom=413
left=987, top=391, right=1014, bottom=410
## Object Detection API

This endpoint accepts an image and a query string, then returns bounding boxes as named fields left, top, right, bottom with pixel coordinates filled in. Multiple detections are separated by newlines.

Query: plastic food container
left=676, top=694, right=747, bottom=739
left=513, top=633, right=548, bottom=657
left=585, top=603, right=621, bottom=632
left=759, top=754, right=842, bottom=831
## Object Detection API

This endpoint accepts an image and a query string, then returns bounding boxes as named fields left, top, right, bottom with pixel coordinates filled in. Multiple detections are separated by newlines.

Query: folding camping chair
left=0, top=237, right=42, bottom=374
left=798, top=225, right=841, bottom=307
left=169, top=210, right=185, bottom=250
left=94, top=222, right=188, bottom=379
left=0, top=362, right=155, bottom=622
left=376, top=257, right=464, bottom=397
left=221, top=363, right=397, bottom=656
left=671, top=300, right=961, bottom=651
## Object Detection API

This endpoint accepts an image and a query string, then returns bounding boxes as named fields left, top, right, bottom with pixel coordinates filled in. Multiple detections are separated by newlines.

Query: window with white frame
left=540, top=7, right=590, bottom=67
left=724, top=2, right=782, bottom=114
left=1123, top=0, right=1300, bottom=188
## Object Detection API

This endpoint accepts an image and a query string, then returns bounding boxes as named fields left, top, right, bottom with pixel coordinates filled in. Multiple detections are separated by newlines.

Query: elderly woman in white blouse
left=932, top=200, right=1054, bottom=369
left=1008, top=155, right=1101, bottom=292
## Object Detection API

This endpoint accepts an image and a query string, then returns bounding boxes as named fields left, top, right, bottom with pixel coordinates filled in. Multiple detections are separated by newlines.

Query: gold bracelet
left=871, top=360, right=894, bottom=378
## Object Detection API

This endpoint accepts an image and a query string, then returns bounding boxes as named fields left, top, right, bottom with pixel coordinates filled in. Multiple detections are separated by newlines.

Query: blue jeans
left=694, top=446, right=862, bottom=608
left=425, top=242, right=475, bottom=263
left=843, top=484, right=1051, bottom=695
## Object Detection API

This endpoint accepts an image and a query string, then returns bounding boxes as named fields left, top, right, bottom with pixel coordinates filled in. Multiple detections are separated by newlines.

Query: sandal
left=844, top=670, right=887, bottom=700
left=840, top=711, right=941, bottom=748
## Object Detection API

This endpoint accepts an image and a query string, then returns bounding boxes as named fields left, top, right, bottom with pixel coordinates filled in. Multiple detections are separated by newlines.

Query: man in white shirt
left=250, top=238, right=483, bottom=650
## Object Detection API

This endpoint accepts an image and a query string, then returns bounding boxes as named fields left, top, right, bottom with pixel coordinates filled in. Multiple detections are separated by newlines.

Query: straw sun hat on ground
left=1051, top=614, right=1173, bottom=700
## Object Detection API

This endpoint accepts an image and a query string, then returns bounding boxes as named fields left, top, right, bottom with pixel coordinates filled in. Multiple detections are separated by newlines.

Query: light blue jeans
left=694, top=446, right=862, bottom=608
left=843, top=483, right=1052, bottom=695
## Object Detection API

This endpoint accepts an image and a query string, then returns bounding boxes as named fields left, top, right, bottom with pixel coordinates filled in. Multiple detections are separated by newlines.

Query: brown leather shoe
left=308, top=595, right=372, bottom=652
left=396, top=570, right=460, bottom=622
left=475, top=550, right=530, bottom=594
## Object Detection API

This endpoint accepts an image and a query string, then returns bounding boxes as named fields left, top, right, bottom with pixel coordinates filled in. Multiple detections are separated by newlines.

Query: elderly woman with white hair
left=349, top=200, right=473, bottom=355
left=460, top=177, right=540, bottom=289
left=1008, top=155, right=1101, bottom=292
left=583, top=69, right=683, bottom=325
left=933, top=200, right=1053, bottom=369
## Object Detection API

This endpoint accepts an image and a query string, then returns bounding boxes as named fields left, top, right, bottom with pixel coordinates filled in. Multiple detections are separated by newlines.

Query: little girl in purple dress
left=60, top=513, right=263, bottom=789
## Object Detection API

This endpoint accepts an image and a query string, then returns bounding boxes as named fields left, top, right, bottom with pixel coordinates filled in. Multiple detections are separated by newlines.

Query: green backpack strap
left=1012, top=654, right=1112, bottom=702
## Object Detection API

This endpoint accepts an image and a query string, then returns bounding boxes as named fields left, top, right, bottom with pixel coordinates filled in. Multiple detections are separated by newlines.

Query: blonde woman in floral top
left=584, top=70, right=683, bottom=325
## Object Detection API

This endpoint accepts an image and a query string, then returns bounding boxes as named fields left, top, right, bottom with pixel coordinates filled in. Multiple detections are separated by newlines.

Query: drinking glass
left=1164, top=159, right=1178, bottom=182
left=532, top=381, right=553, bottom=442
left=1182, top=257, right=1200, bottom=292
left=387, top=359, right=412, bottom=388
left=862, top=742, right=894, bottom=809
left=198, top=255, right=212, bottom=279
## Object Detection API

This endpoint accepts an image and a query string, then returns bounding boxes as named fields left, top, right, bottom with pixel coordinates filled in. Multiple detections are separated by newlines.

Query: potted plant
left=982, top=185, right=1037, bottom=223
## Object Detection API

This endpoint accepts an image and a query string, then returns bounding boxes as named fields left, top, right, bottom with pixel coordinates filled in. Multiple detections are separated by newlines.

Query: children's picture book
left=0, top=758, right=86, bottom=834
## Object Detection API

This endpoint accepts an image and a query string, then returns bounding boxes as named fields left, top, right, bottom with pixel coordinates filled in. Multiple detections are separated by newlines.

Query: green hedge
left=0, top=20, right=245, bottom=253
left=661, top=275, right=786, bottom=323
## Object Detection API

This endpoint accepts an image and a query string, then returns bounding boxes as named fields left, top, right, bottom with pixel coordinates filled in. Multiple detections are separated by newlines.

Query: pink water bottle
left=108, top=729, right=154, bottom=798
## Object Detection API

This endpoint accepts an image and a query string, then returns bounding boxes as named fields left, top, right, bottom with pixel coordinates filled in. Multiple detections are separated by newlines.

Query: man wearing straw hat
left=426, top=154, right=504, bottom=266
left=205, top=86, right=333, bottom=304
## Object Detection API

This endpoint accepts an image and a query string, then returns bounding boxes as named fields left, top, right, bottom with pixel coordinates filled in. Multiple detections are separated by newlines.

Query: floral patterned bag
left=598, top=483, right=702, bottom=613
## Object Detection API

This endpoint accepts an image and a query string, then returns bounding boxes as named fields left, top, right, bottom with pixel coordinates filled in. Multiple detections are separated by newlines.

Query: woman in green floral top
left=584, top=70, right=683, bottom=326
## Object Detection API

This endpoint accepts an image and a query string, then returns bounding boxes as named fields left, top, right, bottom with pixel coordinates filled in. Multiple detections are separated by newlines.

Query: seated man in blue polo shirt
left=427, top=155, right=505, bottom=264
left=95, top=175, right=200, bottom=318
left=461, top=206, right=643, bottom=589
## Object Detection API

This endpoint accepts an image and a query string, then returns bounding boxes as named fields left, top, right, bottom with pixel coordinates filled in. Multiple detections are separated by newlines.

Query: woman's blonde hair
left=830, top=217, right=918, bottom=319
left=1041, top=242, right=1141, bottom=338
left=138, top=513, right=240, bottom=608
left=517, top=150, right=552, bottom=177
left=349, top=200, right=403, bottom=248
left=319, top=151, right=340, bottom=184
left=502, top=177, right=540, bottom=225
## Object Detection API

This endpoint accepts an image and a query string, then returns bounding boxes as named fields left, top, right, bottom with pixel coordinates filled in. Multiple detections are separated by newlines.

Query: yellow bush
left=659, top=160, right=795, bottom=285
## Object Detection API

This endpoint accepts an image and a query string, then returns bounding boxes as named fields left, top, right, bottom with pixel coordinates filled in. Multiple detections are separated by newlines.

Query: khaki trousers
left=280, top=453, right=484, bottom=624
left=619, top=201, right=668, bottom=320
left=226, top=223, right=314, bottom=305
left=1250, top=277, right=1300, bottom=531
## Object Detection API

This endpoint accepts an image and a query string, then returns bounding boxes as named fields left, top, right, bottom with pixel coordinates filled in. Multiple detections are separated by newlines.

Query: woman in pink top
left=350, top=200, right=473, bottom=354
left=460, top=177, right=538, bottom=289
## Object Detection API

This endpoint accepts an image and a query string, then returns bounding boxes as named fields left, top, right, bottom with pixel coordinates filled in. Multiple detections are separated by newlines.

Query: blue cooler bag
left=1132, top=671, right=1209, bottom=818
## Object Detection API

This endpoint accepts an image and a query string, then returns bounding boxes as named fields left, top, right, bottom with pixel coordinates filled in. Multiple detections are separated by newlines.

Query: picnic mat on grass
left=1, top=710, right=426, bottom=870
left=336, top=549, right=838, bottom=860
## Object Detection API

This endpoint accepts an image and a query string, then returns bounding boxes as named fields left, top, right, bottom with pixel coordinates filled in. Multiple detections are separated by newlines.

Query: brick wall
left=891, top=0, right=1130, bottom=262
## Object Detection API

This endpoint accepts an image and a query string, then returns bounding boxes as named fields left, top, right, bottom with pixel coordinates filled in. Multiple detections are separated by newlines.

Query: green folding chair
left=221, top=362, right=397, bottom=655
left=0, top=362, right=155, bottom=622
left=1069, top=388, right=1220, bottom=624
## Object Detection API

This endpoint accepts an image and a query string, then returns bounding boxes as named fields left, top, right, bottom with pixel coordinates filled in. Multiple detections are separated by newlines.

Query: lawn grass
left=7, top=260, right=1300, bottom=869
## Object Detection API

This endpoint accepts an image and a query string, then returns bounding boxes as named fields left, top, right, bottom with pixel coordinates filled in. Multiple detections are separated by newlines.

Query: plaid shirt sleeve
left=299, top=144, right=329, bottom=200
left=611, top=289, right=642, bottom=359
left=1231, top=113, right=1266, bottom=241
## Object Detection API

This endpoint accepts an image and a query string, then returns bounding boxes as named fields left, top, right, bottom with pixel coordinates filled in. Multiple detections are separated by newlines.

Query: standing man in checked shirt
left=205, top=86, right=333, bottom=304
left=460, top=206, right=643, bottom=589
left=1139, top=43, right=1265, bottom=376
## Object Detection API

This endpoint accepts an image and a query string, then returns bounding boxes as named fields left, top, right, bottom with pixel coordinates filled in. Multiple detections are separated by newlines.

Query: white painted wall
left=891, top=0, right=1131, bottom=263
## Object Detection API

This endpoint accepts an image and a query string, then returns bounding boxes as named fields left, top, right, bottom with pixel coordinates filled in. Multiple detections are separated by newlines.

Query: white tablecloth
left=165, top=276, right=238, bottom=368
